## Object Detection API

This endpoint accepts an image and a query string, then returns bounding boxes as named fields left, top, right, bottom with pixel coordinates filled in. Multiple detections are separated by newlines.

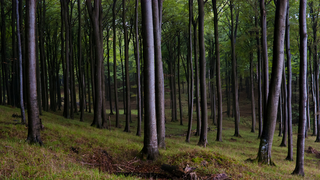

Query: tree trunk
left=35, top=18, right=42, bottom=116
left=261, top=0, right=269, bottom=117
left=230, top=1, right=240, bottom=137
left=194, top=20, right=201, bottom=136
left=62, top=0, right=70, bottom=119
left=278, top=93, right=283, bottom=137
left=12, top=0, right=17, bottom=107
left=106, top=29, right=113, bottom=115
left=153, top=0, right=165, bottom=148
left=186, top=0, right=194, bottom=143
left=26, top=0, right=42, bottom=145
left=255, top=8, right=263, bottom=138
left=211, top=40, right=216, bottom=125
left=140, top=0, right=159, bottom=160
left=212, top=0, right=222, bottom=142
left=135, top=0, right=141, bottom=136
left=1, top=0, right=8, bottom=105
left=123, top=0, right=131, bottom=132
left=16, top=0, right=26, bottom=124
left=39, top=0, right=48, bottom=112
left=250, top=51, right=256, bottom=133
left=286, top=0, right=293, bottom=161
left=197, top=0, right=207, bottom=147
left=310, top=2, right=318, bottom=137
left=256, top=0, right=287, bottom=165
left=78, top=0, right=85, bottom=122
left=70, top=37, right=74, bottom=119
left=280, top=58, right=288, bottom=147
left=113, top=0, right=120, bottom=128
left=120, top=36, right=126, bottom=115
left=178, top=33, right=183, bottom=126
left=292, top=0, right=307, bottom=175
left=86, top=0, right=103, bottom=128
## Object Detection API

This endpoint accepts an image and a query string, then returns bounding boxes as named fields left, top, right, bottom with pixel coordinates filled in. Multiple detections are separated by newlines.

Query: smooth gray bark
left=197, top=0, right=208, bottom=147
left=26, top=0, right=42, bottom=145
left=16, top=0, right=26, bottom=124
left=213, top=0, right=222, bottom=142
left=256, top=0, right=287, bottom=165
left=292, top=0, right=307, bottom=175
left=152, top=0, right=165, bottom=148
left=140, top=0, right=159, bottom=160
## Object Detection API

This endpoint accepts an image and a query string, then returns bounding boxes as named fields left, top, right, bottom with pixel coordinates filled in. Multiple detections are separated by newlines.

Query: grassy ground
left=1, top=93, right=320, bottom=179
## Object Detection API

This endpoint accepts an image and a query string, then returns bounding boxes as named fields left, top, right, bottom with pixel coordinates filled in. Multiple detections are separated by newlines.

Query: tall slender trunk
left=86, top=0, right=103, bottom=128
left=1, top=0, right=8, bottom=105
left=280, top=56, right=288, bottom=147
left=292, top=0, right=307, bottom=175
left=153, top=0, right=165, bottom=148
left=186, top=0, right=194, bottom=143
left=173, top=51, right=177, bottom=121
left=256, top=0, right=287, bottom=165
left=62, top=0, right=70, bottom=119
left=194, top=20, right=201, bottom=136
left=78, top=0, right=85, bottom=122
left=255, top=8, right=263, bottom=138
left=310, top=2, right=318, bottom=137
left=230, top=1, right=240, bottom=137
left=286, top=0, right=293, bottom=161
left=26, top=0, right=42, bottom=145
left=124, top=0, right=131, bottom=132
left=16, top=0, right=26, bottom=124
left=119, top=35, right=126, bottom=115
left=178, top=33, right=183, bottom=126
left=261, top=0, right=269, bottom=118
left=113, top=0, right=120, bottom=127
left=197, top=0, right=207, bottom=147
left=39, top=0, right=48, bottom=112
left=211, top=40, right=216, bottom=125
left=278, top=93, right=283, bottom=137
left=106, top=29, right=113, bottom=115
left=140, top=0, right=159, bottom=160
left=135, top=0, right=141, bottom=136
left=213, top=0, right=222, bottom=142
left=12, top=0, right=17, bottom=107
left=250, top=51, right=256, bottom=133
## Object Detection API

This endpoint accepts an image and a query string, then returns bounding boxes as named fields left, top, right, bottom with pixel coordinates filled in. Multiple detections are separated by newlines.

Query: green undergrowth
left=0, top=104, right=320, bottom=179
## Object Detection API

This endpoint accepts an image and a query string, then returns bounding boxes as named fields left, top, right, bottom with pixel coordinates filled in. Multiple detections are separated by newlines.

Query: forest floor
left=1, top=91, right=320, bottom=179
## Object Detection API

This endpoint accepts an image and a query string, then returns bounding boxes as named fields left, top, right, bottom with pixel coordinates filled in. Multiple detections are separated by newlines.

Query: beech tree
left=292, top=0, right=307, bottom=175
left=261, top=0, right=269, bottom=117
left=256, top=0, right=287, bottom=165
left=86, top=0, right=103, bottom=128
left=153, top=0, right=165, bottom=149
left=113, top=0, right=120, bottom=128
left=140, top=0, right=159, bottom=160
left=230, top=0, right=240, bottom=137
left=16, top=0, right=26, bottom=124
left=26, top=0, right=42, bottom=145
left=197, top=0, right=208, bottom=147
left=79, top=0, right=85, bottom=122
left=61, top=0, right=70, bottom=119
left=285, top=0, right=293, bottom=161
left=135, top=0, right=141, bottom=136
left=186, top=0, right=194, bottom=143
left=123, top=0, right=131, bottom=132
left=213, top=0, right=222, bottom=142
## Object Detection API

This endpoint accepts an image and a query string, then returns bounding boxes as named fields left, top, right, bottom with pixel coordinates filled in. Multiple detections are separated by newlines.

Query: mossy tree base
left=139, top=147, right=160, bottom=161
left=26, top=136, right=43, bottom=146
left=292, top=168, right=304, bottom=176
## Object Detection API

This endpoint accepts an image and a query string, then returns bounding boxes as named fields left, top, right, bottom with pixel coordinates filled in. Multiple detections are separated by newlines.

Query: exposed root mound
left=80, top=148, right=170, bottom=178
left=305, top=146, right=320, bottom=158
left=79, top=148, right=233, bottom=179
